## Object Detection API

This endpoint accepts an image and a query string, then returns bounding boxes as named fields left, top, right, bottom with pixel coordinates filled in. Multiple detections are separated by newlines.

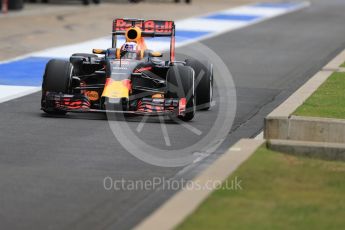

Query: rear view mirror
left=149, top=51, right=163, bottom=57
left=92, top=49, right=106, bottom=54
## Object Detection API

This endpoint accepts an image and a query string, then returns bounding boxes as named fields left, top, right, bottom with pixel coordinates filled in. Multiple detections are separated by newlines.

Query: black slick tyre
left=166, top=65, right=195, bottom=121
left=41, top=59, right=73, bottom=115
left=185, top=59, right=213, bottom=111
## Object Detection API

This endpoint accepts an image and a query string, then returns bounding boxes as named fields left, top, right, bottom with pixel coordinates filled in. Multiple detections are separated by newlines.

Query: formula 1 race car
left=41, top=18, right=213, bottom=121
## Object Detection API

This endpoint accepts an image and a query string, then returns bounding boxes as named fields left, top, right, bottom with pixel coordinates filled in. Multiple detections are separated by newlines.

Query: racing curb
left=134, top=138, right=264, bottom=230
left=264, top=49, right=345, bottom=158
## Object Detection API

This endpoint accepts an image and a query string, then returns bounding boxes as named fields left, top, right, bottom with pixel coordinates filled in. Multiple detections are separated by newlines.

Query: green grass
left=177, top=147, right=345, bottom=230
left=293, top=72, right=345, bottom=119
left=341, top=62, right=345, bottom=68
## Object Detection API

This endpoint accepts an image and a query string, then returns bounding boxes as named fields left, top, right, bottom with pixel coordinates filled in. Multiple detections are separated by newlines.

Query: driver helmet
left=120, top=42, right=138, bottom=59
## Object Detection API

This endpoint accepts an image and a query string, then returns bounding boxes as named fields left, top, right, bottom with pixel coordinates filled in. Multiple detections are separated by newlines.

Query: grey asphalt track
left=1, top=0, right=345, bottom=229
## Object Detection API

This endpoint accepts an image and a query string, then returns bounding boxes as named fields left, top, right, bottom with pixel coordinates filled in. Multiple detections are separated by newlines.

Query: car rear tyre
left=41, top=59, right=73, bottom=115
left=185, top=59, right=213, bottom=111
left=166, top=65, right=195, bottom=121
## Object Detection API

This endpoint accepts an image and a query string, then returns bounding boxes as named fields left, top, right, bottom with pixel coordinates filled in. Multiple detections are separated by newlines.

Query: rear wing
left=112, top=18, right=176, bottom=61
left=113, top=18, right=175, bottom=37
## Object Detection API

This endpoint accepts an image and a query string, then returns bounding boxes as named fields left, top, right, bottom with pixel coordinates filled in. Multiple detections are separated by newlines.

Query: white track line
left=0, top=85, right=40, bottom=103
